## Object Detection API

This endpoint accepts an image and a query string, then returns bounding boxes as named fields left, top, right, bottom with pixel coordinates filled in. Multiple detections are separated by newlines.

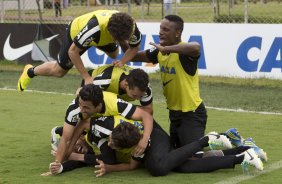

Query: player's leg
left=144, top=126, right=203, bottom=176
left=18, top=26, right=73, bottom=91
left=169, top=102, right=207, bottom=147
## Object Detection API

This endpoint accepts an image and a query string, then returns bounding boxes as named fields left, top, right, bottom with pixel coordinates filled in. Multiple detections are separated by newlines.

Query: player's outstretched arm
left=68, top=43, right=93, bottom=84
left=130, top=107, right=153, bottom=156
left=149, top=42, right=200, bottom=57
left=95, top=158, right=140, bottom=177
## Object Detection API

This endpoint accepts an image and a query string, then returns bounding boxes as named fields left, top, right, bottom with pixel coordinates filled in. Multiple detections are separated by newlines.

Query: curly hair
left=108, top=12, right=134, bottom=41
left=79, top=84, right=103, bottom=107
left=111, top=122, right=142, bottom=148
left=126, top=69, right=149, bottom=92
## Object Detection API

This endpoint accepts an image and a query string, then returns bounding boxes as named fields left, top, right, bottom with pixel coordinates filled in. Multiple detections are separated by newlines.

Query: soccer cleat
left=224, top=128, right=243, bottom=147
left=243, top=138, right=268, bottom=162
left=17, top=64, right=33, bottom=91
left=51, top=126, right=60, bottom=153
left=207, top=132, right=233, bottom=150
left=241, top=148, right=264, bottom=173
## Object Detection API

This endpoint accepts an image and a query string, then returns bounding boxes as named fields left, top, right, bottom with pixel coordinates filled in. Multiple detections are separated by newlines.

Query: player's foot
left=17, top=64, right=33, bottom=91
left=243, top=138, right=268, bottom=162
left=241, top=148, right=264, bottom=172
left=207, top=132, right=233, bottom=150
left=51, top=126, right=60, bottom=153
left=224, top=128, right=243, bottom=147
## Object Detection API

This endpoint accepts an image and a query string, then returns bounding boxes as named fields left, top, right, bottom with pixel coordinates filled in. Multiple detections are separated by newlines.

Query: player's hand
left=94, top=159, right=106, bottom=177
left=113, top=60, right=125, bottom=67
left=40, top=171, right=53, bottom=176
left=49, top=160, right=63, bottom=175
left=132, top=137, right=148, bottom=156
left=149, top=42, right=168, bottom=55
left=84, top=76, right=94, bottom=85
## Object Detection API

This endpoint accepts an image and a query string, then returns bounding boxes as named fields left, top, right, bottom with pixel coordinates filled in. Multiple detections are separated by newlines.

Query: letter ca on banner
left=237, top=36, right=282, bottom=72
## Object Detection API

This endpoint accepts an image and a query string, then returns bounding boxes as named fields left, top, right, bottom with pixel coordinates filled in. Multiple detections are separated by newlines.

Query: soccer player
left=43, top=117, right=143, bottom=176
left=81, top=65, right=153, bottom=114
left=18, top=10, right=142, bottom=91
left=50, top=84, right=153, bottom=171
left=121, top=15, right=207, bottom=149
left=94, top=122, right=264, bottom=177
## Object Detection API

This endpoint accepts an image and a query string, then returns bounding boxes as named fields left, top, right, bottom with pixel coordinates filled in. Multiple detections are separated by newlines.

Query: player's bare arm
left=113, top=45, right=140, bottom=67
left=95, top=158, right=140, bottom=177
left=68, top=43, right=93, bottom=84
left=55, top=123, right=76, bottom=163
left=130, top=107, right=153, bottom=155
left=131, top=50, right=152, bottom=63
left=149, top=42, right=200, bottom=57
left=65, top=119, right=90, bottom=159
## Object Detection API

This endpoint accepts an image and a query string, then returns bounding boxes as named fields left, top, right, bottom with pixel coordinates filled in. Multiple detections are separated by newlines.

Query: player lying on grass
left=78, top=65, right=153, bottom=115
left=51, top=84, right=153, bottom=172
left=95, top=123, right=265, bottom=177
left=46, top=115, right=264, bottom=176
left=42, top=116, right=144, bottom=176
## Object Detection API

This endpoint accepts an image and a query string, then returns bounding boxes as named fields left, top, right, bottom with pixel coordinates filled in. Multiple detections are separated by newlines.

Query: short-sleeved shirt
left=91, top=65, right=153, bottom=106
left=65, top=92, right=137, bottom=126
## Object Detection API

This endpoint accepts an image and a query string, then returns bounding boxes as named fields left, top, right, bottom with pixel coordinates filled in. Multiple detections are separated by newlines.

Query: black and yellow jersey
left=69, top=10, right=142, bottom=50
left=145, top=42, right=202, bottom=112
left=86, top=115, right=144, bottom=162
left=91, top=64, right=153, bottom=106
left=65, top=91, right=137, bottom=126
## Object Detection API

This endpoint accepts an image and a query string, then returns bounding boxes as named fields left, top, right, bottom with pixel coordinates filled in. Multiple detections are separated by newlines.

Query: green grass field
left=0, top=63, right=282, bottom=183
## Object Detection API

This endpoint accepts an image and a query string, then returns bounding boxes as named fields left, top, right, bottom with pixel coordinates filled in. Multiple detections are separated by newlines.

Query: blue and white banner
left=1, top=23, right=281, bottom=79
left=82, top=23, right=282, bottom=79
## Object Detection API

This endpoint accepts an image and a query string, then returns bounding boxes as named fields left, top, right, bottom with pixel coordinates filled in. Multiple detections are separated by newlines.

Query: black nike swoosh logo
left=247, top=150, right=254, bottom=160
left=162, top=79, right=173, bottom=87
left=19, top=82, right=24, bottom=91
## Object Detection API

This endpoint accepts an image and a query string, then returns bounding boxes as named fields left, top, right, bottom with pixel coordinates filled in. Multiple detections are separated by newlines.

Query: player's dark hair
left=79, top=84, right=103, bottom=107
left=164, top=15, right=184, bottom=33
left=108, top=12, right=134, bottom=41
left=111, top=122, right=142, bottom=148
left=126, top=69, right=149, bottom=92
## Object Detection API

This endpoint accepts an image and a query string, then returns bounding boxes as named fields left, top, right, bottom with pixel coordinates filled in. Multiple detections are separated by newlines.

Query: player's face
left=79, top=97, right=99, bottom=117
left=126, top=86, right=145, bottom=100
left=73, top=136, right=89, bottom=154
left=108, top=134, right=119, bottom=150
left=159, top=19, right=179, bottom=46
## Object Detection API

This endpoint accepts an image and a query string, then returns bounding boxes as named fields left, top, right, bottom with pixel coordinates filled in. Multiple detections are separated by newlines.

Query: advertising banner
left=1, top=23, right=281, bottom=79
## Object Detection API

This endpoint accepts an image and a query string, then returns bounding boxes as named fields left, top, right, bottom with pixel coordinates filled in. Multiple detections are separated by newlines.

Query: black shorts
left=57, top=23, right=118, bottom=70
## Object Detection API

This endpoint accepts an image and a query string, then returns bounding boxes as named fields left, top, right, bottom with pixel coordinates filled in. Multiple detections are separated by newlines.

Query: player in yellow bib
left=131, top=15, right=207, bottom=150
left=45, top=115, right=144, bottom=175
left=18, top=10, right=142, bottom=91
left=81, top=64, right=153, bottom=114
left=50, top=84, right=153, bottom=171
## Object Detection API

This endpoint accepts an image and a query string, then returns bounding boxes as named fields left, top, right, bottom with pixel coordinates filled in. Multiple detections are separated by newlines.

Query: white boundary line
left=214, top=160, right=282, bottom=184
left=1, top=87, right=282, bottom=115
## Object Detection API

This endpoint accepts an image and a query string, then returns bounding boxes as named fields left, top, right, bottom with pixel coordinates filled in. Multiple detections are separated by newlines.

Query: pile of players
left=17, top=10, right=267, bottom=177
